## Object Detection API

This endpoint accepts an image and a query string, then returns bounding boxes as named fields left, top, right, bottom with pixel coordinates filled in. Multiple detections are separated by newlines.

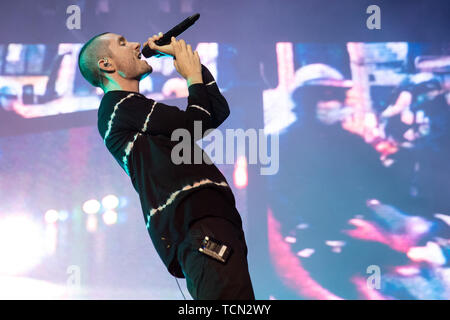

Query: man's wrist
left=187, top=74, right=203, bottom=87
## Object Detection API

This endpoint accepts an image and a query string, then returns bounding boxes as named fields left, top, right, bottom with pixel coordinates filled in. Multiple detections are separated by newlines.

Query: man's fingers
left=148, top=33, right=163, bottom=49
left=147, top=33, right=164, bottom=47
left=178, top=39, right=187, bottom=52
left=171, top=37, right=199, bottom=70
left=171, top=37, right=178, bottom=52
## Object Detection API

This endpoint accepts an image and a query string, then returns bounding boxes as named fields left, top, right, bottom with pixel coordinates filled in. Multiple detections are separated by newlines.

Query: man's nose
left=134, top=42, right=141, bottom=50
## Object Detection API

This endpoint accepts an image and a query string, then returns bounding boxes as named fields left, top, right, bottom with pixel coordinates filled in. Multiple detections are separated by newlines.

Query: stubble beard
left=117, top=58, right=152, bottom=81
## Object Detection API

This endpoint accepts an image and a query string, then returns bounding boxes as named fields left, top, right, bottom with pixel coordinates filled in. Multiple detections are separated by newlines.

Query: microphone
left=141, top=13, right=200, bottom=58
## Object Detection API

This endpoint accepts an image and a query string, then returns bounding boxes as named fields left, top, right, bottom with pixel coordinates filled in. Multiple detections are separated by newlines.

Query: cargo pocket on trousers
left=177, top=224, right=208, bottom=299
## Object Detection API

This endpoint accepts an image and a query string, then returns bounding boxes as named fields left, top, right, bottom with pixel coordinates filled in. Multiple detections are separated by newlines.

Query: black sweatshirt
left=97, top=65, right=243, bottom=277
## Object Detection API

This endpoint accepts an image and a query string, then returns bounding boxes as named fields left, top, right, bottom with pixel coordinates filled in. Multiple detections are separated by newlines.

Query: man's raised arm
left=200, top=64, right=230, bottom=128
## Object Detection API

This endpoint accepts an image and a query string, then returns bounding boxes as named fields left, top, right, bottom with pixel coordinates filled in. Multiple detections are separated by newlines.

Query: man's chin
left=138, top=64, right=152, bottom=80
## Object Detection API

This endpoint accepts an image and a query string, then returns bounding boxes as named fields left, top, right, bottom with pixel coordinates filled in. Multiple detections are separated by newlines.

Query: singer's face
left=106, top=33, right=152, bottom=80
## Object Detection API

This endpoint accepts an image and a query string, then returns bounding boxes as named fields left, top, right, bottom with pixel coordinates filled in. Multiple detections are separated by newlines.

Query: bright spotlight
left=44, top=210, right=59, bottom=224
left=82, top=199, right=101, bottom=214
left=0, top=215, right=45, bottom=276
left=102, top=210, right=118, bottom=226
left=101, top=194, right=119, bottom=210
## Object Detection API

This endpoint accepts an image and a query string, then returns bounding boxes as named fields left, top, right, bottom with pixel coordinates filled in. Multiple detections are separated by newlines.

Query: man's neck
left=103, top=78, right=139, bottom=94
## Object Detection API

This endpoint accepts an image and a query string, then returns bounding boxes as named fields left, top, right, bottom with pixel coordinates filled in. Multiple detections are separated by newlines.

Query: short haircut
left=78, top=32, right=112, bottom=88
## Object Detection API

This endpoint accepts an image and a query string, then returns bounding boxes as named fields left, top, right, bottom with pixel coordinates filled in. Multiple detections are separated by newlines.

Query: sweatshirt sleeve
left=113, top=65, right=229, bottom=140
left=200, top=64, right=230, bottom=128
left=114, top=85, right=213, bottom=140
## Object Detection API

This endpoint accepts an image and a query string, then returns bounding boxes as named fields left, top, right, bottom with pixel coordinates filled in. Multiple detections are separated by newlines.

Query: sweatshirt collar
left=104, top=90, right=146, bottom=98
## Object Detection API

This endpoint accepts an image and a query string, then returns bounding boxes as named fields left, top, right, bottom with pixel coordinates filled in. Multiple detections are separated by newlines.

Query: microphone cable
left=174, top=276, right=187, bottom=300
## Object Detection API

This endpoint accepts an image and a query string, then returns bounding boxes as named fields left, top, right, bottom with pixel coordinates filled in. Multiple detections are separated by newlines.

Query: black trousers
left=176, top=216, right=255, bottom=300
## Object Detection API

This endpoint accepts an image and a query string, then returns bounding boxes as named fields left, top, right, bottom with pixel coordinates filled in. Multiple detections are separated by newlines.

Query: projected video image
left=0, top=37, right=247, bottom=299
left=0, top=41, right=231, bottom=120
left=264, top=41, right=450, bottom=299
left=1, top=0, right=449, bottom=303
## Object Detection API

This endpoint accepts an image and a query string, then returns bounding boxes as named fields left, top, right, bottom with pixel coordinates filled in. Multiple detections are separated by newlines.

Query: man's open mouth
left=136, top=52, right=142, bottom=59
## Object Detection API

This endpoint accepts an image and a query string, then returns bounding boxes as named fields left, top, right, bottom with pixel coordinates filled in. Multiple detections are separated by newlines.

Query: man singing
left=78, top=32, right=254, bottom=299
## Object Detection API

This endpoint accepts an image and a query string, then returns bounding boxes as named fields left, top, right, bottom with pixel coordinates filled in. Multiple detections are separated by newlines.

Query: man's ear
left=98, top=58, right=115, bottom=73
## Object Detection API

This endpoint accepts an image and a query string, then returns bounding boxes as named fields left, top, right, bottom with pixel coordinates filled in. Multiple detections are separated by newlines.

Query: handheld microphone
left=141, top=13, right=200, bottom=58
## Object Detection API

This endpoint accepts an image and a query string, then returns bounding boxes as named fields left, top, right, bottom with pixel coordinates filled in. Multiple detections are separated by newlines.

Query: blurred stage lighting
left=86, top=215, right=98, bottom=232
left=102, top=210, right=118, bottom=226
left=44, top=209, right=59, bottom=224
left=82, top=199, right=101, bottom=214
left=0, top=215, right=45, bottom=276
left=58, top=210, right=69, bottom=222
left=101, top=194, right=119, bottom=210
left=0, top=276, right=66, bottom=299
left=234, top=156, right=248, bottom=189
left=119, top=196, right=128, bottom=208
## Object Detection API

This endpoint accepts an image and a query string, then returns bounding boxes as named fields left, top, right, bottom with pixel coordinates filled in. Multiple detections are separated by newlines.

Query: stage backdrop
left=0, top=0, right=449, bottom=299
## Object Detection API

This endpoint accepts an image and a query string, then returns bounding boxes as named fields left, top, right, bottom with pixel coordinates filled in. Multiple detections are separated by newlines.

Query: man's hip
left=176, top=216, right=254, bottom=300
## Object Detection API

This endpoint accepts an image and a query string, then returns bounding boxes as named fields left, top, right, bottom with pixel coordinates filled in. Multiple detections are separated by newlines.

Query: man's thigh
left=176, top=216, right=254, bottom=300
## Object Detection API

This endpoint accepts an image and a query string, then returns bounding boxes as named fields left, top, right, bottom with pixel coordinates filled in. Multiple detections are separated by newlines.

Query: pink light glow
left=344, top=218, right=417, bottom=253
left=351, top=276, right=391, bottom=300
left=267, top=208, right=343, bottom=300
left=233, top=156, right=248, bottom=189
